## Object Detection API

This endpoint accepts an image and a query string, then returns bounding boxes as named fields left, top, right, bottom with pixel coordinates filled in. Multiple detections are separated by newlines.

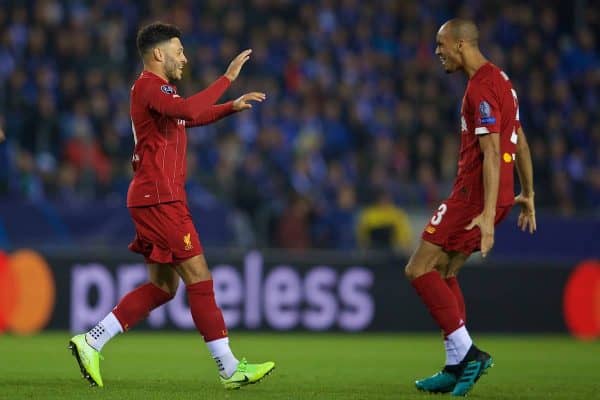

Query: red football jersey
left=449, top=62, right=520, bottom=207
left=127, top=71, right=235, bottom=207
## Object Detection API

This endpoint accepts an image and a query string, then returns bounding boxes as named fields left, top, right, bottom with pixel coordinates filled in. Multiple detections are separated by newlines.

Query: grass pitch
left=0, top=332, right=598, bottom=399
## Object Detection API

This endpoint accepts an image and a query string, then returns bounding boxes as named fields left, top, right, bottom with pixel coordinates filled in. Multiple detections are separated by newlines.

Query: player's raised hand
left=465, top=213, right=495, bottom=258
left=224, top=49, right=252, bottom=82
left=233, top=92, right=266, bottom=111
left=514, top=193, right=536, bottom=234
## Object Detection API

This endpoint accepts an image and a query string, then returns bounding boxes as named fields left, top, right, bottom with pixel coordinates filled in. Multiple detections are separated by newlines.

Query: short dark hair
left=136, top=22, right=182, bottom=57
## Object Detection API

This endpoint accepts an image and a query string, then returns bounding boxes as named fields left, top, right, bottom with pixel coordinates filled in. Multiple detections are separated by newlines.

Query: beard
left=164, top=56, right=181, bottom=83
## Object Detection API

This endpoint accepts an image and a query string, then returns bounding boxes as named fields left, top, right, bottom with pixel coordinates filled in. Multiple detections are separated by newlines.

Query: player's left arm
left=471, top=133, right=501, bottom=257
left=185, top=92, right=266, bottom=128
left=465, top=84, right=502, bottom=258
left=185, top=102, right=235, bottom=127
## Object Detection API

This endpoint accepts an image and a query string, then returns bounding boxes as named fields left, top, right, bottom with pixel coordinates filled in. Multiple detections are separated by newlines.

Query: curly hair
left=136, top=22, right=182, bottom=57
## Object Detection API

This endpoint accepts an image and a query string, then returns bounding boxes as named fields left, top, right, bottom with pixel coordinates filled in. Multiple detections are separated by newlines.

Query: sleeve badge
left=160, top=85, right=175, bottom=95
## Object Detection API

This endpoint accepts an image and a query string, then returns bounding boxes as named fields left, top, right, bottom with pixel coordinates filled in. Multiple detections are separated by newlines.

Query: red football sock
left=113, top=283, right=173, bottom=331
left=411, top=271, right=464, bottom=336
left=445, top=277, right=466, bottom=323
left=187, top=280, right=228, bottom=342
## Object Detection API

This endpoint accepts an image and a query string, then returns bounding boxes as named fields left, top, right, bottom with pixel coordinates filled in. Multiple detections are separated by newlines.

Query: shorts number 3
left=430, top=203, right=448, bottom=226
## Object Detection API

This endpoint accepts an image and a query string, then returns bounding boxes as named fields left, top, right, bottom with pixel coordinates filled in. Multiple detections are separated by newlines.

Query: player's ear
left=152, top=47, right=163, bottom=62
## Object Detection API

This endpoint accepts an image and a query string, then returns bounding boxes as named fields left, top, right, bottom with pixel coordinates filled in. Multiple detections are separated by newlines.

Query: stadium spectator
left=357, top=189, right=413, bottom=252
left=275, top=192, right=313, bottom=250
left=0, top=1, right=597, bottom=248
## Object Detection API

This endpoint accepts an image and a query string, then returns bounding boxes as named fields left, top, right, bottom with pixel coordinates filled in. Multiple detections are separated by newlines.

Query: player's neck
left=463, top=51, right=488, bottom=79
left=143, top=64, right=169, bottom=83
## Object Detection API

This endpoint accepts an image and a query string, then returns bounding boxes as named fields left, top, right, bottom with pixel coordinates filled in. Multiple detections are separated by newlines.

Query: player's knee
left=445, top=261, right=465, bottom=279
left=175, top=255, right=212, bottom=284
left=151, top=280, right=179, bottom=298
left=434, top=264, right=445, bottom=277
left=186, top=267, right=211, bottom=284
left=436, top=264, right=453, bottom=278
left=164, top=281, right=179, bottom=298
left=444, top=270, right=458, bottom=279
left=405, top=261, right=435, bottom=281
left=404, top=262, right=419, bottom=281
left=179, top=266, right=212, bottom=285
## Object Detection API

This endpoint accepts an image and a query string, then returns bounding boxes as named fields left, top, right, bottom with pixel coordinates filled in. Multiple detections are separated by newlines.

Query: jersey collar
left=141, top=70, right=169, bottom=84
left=470, top=62, right=492, bottom=81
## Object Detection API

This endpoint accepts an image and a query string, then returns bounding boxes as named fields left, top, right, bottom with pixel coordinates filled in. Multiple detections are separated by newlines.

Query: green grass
left=0, top=332, right=598, bottom=399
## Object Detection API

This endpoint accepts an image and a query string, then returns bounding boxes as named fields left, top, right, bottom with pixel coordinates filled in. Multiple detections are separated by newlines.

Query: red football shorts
left=128, top=201, right=203, bottom=264
left=421, top=198, right=512, bottom=255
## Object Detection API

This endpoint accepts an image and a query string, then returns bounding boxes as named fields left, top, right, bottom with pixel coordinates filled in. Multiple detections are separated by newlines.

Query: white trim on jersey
left=511, top=89, right=520, bottom=121
left=131, top=120, right=138, bottom=145
left=173, top=126, right=179, bottom=183
left=475, top=127, right=490, bottom=135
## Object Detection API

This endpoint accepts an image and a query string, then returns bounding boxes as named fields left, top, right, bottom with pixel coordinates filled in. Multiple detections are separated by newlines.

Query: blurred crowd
left=0, top=0, right=598, bottom=249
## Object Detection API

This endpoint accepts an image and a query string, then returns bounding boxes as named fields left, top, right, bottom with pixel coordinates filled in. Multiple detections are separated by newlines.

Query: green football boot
left=415, top=370, right=458, bottom=393
left=68, top=334, right=104, bottom=387
left=220, top=358, right=275, bottom=389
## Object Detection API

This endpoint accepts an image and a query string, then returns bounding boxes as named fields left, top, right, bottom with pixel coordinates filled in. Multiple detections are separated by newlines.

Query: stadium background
left=0, top=1, right=598, bottom=399
left=0, top=0, right=598, bottom=393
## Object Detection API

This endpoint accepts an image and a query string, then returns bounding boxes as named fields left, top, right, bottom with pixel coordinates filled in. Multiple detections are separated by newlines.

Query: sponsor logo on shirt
left=161, top=85, right=175, bottom=95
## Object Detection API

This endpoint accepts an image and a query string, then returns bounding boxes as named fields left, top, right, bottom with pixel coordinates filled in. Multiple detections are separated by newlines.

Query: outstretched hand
left=232, top=92, right=266, bottom=111
left=225, top=49, right=252, bottom=82
left=465, top=213, right=495, bottom=258
left=514, top=193, right=536, bottom=234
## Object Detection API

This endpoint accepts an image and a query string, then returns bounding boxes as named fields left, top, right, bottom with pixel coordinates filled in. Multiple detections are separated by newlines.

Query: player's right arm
left=141, top=76, right=231, bottom=121
left=141, top=50, right=253, bottom=121
left=514, top=127, right=536, bottom=233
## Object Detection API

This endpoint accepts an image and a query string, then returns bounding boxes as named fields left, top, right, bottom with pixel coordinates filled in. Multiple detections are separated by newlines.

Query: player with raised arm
left=68, top=22, right=274, bottom=389
left=404, top=19, right=536, bottom=396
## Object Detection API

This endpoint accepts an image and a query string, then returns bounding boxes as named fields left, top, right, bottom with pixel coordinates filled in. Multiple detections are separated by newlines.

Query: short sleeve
left=469, top=84, right=501, bottom=136
left=514, top=95, right=521, bottom=131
